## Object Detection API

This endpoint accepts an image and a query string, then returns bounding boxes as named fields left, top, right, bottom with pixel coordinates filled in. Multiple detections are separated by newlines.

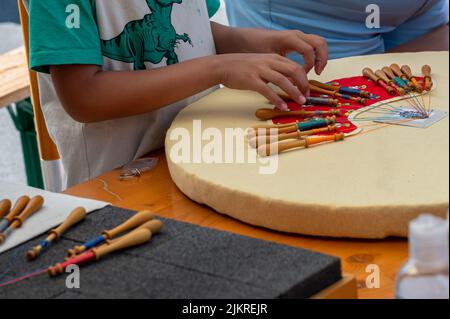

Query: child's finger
left=262, top=70, right=304, bottom=105
left=286, top=38, right=316, bottom=74
left=272, top=59, right=310, bottom=98
left=301, top=34, right=328, bottom=75
left=253, top=80, right=289, bottom=111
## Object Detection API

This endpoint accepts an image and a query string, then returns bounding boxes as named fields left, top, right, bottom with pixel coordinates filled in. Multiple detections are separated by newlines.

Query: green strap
left=7, top=100, right=44, bottom=189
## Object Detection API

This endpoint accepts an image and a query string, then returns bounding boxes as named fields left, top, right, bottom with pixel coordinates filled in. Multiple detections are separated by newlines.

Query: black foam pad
left=0, top=206, right=341, bottom=299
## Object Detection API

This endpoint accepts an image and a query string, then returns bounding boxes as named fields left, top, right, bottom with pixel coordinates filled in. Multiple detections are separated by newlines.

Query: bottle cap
left=409, top=214, right=449, bottom=272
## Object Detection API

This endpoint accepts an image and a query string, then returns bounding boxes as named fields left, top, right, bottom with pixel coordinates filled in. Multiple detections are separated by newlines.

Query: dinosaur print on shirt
left=101, top=0, right=193, bottom=70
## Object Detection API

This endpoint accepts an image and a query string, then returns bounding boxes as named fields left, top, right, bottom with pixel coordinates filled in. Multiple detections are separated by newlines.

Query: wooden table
left=0, top=46, right=30, bottom=108
left=65, top=150, right=407, bottom=299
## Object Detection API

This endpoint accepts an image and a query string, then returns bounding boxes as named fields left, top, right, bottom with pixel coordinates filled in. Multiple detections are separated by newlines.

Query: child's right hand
left=215, top=53, right=310, bottom=111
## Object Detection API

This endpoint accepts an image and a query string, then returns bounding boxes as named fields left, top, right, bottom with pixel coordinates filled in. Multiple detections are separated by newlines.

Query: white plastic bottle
left=396, top=214, right=449, bottom=299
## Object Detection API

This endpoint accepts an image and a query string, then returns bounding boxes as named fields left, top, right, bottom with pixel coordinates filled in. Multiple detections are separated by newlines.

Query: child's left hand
left=212, top=24, right=328, bottom=75
left=256, top=30, right=328, bottom=75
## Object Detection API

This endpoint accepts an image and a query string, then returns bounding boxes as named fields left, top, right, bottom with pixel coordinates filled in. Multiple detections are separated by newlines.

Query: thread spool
left=338, top=86, right=371, bottom=98
left=305, top=97, right=340, bottom=107
left=67, top=235, right=106, bottom=258
left=375, top=70, right=405, bottom=95
left=27, top=207, right=87, bottom=260
left=50, top=227, right=157, bottom=277
left=383, top=66, right=410, bottom=91
left=362, top=68, right=395, bottom=95
left=248, top=116, right=335, bottom=139
left=401, top=65, right=423, bottom=93
left=309, top=80, right=371, bottom=98
left=66, top=210, right=155, bottom=258
left=390, top=64, right=414, bottom=89
left=255, top=108, right=341, bottom=121
left=310, top=84, right=367, bottom=104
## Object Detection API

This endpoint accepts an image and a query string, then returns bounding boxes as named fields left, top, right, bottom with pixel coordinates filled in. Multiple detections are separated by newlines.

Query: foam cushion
left=0, top=206, right=341, bottom=298
left=165, top=52, right=449, bottom=238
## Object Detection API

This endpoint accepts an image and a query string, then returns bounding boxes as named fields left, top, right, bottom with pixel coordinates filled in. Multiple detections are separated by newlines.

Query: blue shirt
left=226, top=0, right=449, bottom=62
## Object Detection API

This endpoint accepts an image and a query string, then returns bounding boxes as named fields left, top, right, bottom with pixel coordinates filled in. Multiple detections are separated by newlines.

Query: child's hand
left=216, top=53, right=309, bottom=111
left=261, top=30, right=328, bottom=75
left=212, top=24, right=328, bottom=76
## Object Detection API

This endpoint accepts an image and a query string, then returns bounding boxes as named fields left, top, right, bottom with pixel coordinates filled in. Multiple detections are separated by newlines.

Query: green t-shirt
left=28, top=0, right=220, bottom=187
left=29, top=0, right=220, bottom=73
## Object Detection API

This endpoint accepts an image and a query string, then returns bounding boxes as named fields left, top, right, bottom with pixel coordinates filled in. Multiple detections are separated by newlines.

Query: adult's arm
left=388, top=24, right=449, bottom=53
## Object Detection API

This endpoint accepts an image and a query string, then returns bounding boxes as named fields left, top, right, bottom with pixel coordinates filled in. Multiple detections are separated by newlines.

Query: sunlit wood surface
left=0, top=46, right=30, bottom=108
left=65, top=150, right=407, bottom=299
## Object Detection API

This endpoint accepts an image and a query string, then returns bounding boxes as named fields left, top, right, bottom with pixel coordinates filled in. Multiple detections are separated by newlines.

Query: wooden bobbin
left=94, top=228, right=152, bottom=259
left=102, top=210, right=155, bottom=240
left=255, top=108, right=341, bottom=121
left=67, top=244, right=93, bottom=258
left=250, top=122, right=296, bottom=130
left=48, top=251, right=96, bottom=277
left=248, top=116, right=335, bottom=140
left=49, top=228, right=155, bottom=277
left=0, top=199, right=11, bottom=219
left=401, top=65, right=423, bottom=93
left=0, top=196, right=30, bottom=234
left=135, top=219, right=164, bottom=235
left=362, top=68, right=395, bottom=95
left=104, top=219, right=164, bottom=244
left=258, top=133, right=345, bottom=157
left=4, top=196, right=30, bottom=224
left=306, top=97, right=340, bottom=107
left=390, top=64, right=414, bottom=89
left=390, top=64, right=403, bottom=78
left=67, top=210, right=155, bottom=258
left=26, top=246, right=42, bottom=261
left=422, top=65, right=433, bottom=91
left=11, top=196, right=44, bottom=228
left=248, top=134, right=283, bottom=149
left=375, top=70, right=405, bottom=95
left=248, top=125, right=337, bottom=148
left=309, top=80, right=371, bottom=98
left=0, top=196, right=43, bottom=244
left=50, top=207, right=86, bottom=239
left=310, top=84, right=366, bottom=104
left=383, top=66, right=411, bottom=91
left=382, top=66, right=397, bottom=81
left=27, top=207, right=87, bottom=261
left=309, top=84, right=337, bottom=96
left=247, top=124, right=299, bottom=139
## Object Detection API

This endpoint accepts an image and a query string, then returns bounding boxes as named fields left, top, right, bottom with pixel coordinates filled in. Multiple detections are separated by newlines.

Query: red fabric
left=273, top=76, right=424, bottom=134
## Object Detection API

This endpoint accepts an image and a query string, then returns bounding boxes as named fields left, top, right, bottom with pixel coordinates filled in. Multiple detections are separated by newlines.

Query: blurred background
left=0, top=0, right=26, bottom=184
left=0, top=0, right=228, bottom=185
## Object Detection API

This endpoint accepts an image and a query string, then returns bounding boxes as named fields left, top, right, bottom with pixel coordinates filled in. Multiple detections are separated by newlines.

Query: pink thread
left=0, top=268, right=47, bottom=288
